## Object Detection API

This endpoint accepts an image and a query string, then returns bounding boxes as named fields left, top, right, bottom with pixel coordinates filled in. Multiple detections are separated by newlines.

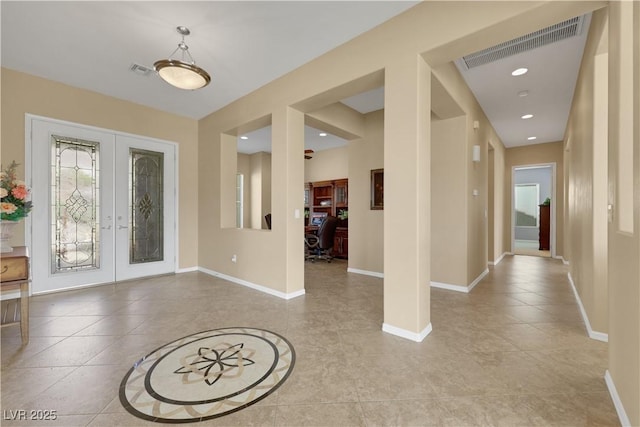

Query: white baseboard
left=198, top=267, right=305, bottom=300
left=567, top=272, right=608, bottom=342
left=605, top=370, right=631, bottom=426
left=347, top=268, right=384, bottom=278
left=469, top=268, right=489, bottom=292
left=176, top=266, right=198, bottom=273
left=382, top=322, right=432, bottom=342
left=553, top=255, right=569, bottom=265
left=488, top=252, right=508, bottom=266
left=430, top=281, right=469, bottom=293
left=431, top=269, right=488, bottom=294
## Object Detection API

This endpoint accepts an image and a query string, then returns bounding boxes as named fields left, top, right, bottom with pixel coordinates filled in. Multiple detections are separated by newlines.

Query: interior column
left=382, top=54, right=432, bottom=341
left=271, top=106, right=305, bottom=296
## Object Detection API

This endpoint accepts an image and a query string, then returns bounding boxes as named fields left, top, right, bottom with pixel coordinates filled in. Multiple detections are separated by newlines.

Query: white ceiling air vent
left=129, top=63, right=153, bottom=76
left=461, top=15, right=586, bottom=69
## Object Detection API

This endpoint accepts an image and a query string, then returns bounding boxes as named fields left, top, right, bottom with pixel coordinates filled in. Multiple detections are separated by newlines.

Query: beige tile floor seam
left=2, top=255, right=619, bottom=426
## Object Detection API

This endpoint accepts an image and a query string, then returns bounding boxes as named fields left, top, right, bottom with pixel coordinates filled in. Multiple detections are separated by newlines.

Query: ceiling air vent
left=461, top=15, right=586, bottom=69
left=129, top=63, right=153, bottom=76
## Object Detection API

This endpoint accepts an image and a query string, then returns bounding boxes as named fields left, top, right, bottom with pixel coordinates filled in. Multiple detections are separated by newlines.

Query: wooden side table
left=1, top=246, right=30, bottom=344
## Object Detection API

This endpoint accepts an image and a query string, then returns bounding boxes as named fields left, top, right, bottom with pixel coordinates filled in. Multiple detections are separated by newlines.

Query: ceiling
left=455, top=14, right=591, bottom=148
left=1, top=1, right=416, bottom=120
left=2, top=2, right=589, bottom=151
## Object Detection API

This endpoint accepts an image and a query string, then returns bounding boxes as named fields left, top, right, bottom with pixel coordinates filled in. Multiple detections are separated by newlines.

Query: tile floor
left=514, top=240, right=551, bottom=258
left=1, top=255, right=619, bottom=426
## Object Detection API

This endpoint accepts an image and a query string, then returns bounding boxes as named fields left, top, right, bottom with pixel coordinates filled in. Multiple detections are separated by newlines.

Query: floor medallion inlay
left=119, top=327, right=295, bottom=423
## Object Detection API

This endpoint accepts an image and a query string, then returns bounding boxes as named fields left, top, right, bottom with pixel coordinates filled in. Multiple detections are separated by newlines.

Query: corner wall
left=431, top=63, right=503, bottom=286
left=349, top=110, right=384, bottom=274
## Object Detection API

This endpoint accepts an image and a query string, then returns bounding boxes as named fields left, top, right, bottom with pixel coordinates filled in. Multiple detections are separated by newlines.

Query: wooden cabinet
left=333, top=228, right=348, bottom=259
left=539, top=204, right=550, bottom=250
left=334, top=179, right=348, bottom=207
left=311, top=181, right=334, bottom=217
left=1, top=246, right=30, bottom=343
left=307, top=179, right=348, bottom=220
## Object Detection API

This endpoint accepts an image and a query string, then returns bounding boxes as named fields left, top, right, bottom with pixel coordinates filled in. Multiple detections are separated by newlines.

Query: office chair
left=305, top=215, right=339, bottom=262
left=265, top=213, right=272, bottom=229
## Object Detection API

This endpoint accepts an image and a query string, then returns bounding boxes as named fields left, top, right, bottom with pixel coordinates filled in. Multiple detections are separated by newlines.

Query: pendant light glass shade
left=154, top=59, right=210, bottom=90
left=154, top=27, right=211, bottom=90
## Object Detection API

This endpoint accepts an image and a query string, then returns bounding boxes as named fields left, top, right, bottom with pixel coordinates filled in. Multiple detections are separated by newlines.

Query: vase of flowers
left=1, top=161, right=33, bottom=252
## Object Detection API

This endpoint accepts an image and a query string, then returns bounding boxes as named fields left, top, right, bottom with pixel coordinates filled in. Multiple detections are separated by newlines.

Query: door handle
left=118, top=225, right=128, bottom=230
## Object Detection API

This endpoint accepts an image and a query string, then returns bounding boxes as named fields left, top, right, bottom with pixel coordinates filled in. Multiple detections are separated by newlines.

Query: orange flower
left=11, top=185, right=28, bottom=200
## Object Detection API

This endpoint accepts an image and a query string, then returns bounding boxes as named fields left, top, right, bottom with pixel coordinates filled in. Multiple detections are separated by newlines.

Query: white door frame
left=510, top=163, right=557, bottom=258
left=25, top=114, right=179, bottom=294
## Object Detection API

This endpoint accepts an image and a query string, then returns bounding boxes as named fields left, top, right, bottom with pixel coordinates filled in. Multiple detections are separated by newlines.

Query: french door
left=28, top=117, right=176, bottom=294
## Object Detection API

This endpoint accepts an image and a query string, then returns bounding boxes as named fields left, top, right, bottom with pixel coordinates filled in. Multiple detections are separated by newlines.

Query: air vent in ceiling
left=461, top=15, right=586, bottom=69
left=129, top=63, right=153, bottom=76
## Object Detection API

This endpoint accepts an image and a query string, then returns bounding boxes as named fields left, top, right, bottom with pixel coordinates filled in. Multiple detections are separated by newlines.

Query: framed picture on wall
left=370, top=168, right=384, bottom=210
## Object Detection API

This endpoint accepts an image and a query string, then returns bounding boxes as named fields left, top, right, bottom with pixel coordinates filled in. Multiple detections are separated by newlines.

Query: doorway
left=512, top=164, right=555, bottom=258
left=27, top=116, right=176, bottom=294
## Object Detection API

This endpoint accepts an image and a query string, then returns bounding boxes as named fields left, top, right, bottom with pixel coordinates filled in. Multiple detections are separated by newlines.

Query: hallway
left=1, top=256, right=618, bottom=426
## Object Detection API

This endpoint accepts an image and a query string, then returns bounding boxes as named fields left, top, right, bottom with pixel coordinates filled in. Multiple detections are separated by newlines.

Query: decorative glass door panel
left=30, top=117, right=176, bottom=294
left=51, top=136, right=101, bottom=273
left=130, top=149, right=164, bottom=264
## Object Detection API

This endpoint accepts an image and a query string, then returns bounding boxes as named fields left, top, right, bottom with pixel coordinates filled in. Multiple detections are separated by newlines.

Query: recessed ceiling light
left=240, top=136, right=248, bottom=140
left=518, top=90, right=529, bottom=97
left=512, top=68, right=528, bottom=76
left=319, top=133, right=327, bottom=137
left=521, top=114, right=534, bottom=119
left=527, top=136, right=537, bottom=140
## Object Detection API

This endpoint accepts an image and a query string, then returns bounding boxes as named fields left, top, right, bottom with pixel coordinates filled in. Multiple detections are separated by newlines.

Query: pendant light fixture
left=154, top=26, right=211, bottom=90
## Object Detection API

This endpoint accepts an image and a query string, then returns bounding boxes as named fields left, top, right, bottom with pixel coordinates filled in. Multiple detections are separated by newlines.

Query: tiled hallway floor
left=1, top=256, right=619, bottom=426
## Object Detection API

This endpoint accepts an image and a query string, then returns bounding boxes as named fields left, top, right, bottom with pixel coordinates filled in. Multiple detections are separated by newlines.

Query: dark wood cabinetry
left=306, top=178, right=348, bottom=258
left=311, top=181, right=334, bottom=217
left=333, top=228, right=348, bottom=259
left=539, top=204, right=550, bottom=250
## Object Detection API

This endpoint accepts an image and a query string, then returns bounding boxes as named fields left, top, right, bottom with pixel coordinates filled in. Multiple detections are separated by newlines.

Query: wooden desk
left=1, top=246, right=30, bottom=344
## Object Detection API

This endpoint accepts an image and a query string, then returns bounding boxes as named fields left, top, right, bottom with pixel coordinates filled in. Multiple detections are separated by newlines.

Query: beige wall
left=237, top=153, right=252, bottom=228
left=237, top=152, right=272, bottom=230
left=0, top=69, right=199, bottom=269
left=250, top=152, right=272, bottom=230
left=489, top=141, right=507, bottom=263
left=431, top=63, right=503, bottom=285
left=505, top=142, right=565, bottom=258
left=304, top=146, right=348, bottom=183
left=607, top=1, right=640, bottom=424
left=431, top=116, right=467, bottom=286
left=563, top=9, right=609, bottom=334
left=349, top=110, right=384, bottom=274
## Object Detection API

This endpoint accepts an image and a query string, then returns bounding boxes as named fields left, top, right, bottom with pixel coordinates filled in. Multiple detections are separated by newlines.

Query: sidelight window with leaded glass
left=129, top=149, right=164, bottom=264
